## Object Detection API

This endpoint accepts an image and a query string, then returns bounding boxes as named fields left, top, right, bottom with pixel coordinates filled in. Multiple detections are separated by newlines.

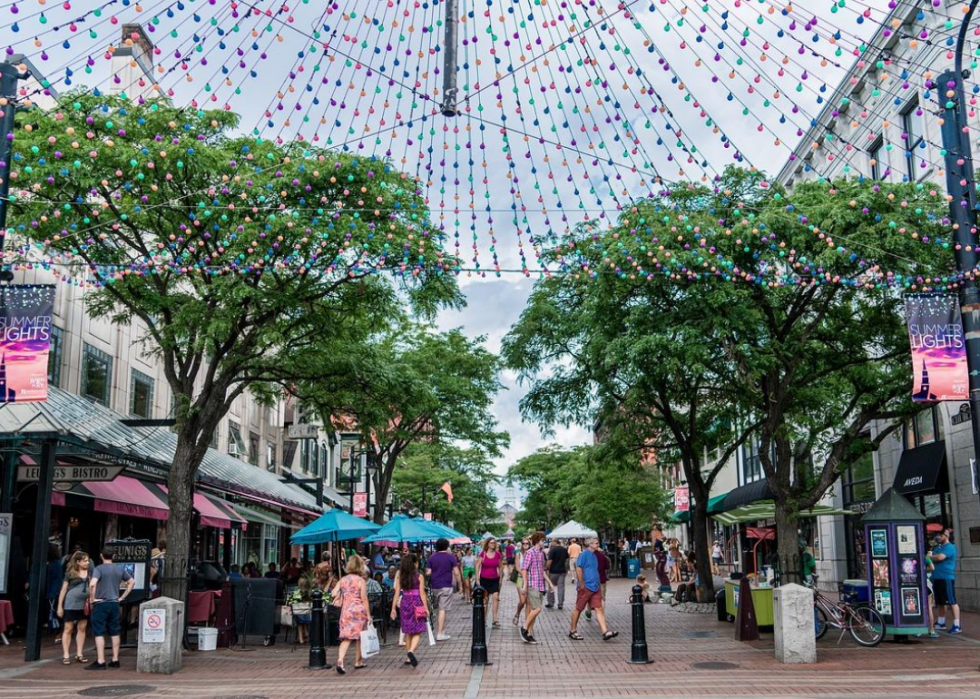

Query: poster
left=0, top=285, right=56, bottom=403
left=872, top=560, right=890, bottom=588
left=870, top=529, right=888, bottom=558
left=674, top=486, right=690, bottom=512
left=874, top=589, right=892, bottom=616
left=0, top=513, right=11, bottom=595
left=352, top=492, right=368, bottom=518
left=901, top=588, right=921, bottom=617
left=899, top=557, right=919, bottom=586
left=905, top=294, right=969, bottom=402
left=897, top=526, right=917, bottom=555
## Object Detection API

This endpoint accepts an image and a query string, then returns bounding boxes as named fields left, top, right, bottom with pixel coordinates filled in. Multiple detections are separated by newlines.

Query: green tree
left=390, top=443, right=500, bottom=534
left=9, top=94, right=459, bottom=597
left=504, top=167, right=950, bottom=588
left=507, top=445, right=583, bottom=531
left=571, top=449, right=672, bottom=536
left=298, top=325, right=508, bottom=522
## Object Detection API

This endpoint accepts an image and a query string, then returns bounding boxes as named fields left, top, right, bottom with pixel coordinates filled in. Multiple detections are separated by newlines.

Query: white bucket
left=197, top=627, right=218, bottom=651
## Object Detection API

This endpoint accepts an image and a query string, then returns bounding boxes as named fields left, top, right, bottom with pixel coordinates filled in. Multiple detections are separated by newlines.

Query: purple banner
left=905, top=294, right=968, bottom=402
left=0, top=285, right=56, bottom=403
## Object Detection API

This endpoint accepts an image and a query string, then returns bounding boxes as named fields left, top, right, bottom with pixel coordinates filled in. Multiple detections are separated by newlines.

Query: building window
left=267, top=442, right=277, bottom=472
left=248, top=432, right=259, bottom=466
left=300, top=438, right=310, bottom=474
left=81, top=343, right=113, bottom=406
left=841, top=451, right=875, bottom=505
left=869, top=136, right=884, bottom=181
left=741, top=438, right=764, bottom=485
left=47, top=326, right=63, bottom=388
left=902, top=100, right=924, bottom=181
left=312, top=441, right=319, bottom=477
left=228, top=421, right=246, bottom=458
left=904, top=406, right=943, bottom=449
left=129, top=369, right=155, bottom=418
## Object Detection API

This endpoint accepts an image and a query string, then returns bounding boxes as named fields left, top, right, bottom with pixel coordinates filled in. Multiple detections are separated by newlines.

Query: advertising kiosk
left=861, top=489, right=929, bottom=637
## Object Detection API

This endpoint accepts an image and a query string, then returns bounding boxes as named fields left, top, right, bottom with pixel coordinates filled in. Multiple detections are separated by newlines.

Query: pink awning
left=224, top=489, right=319, bottom=518
left=83, top=476, right=170, bottom=521
left=194, top=492, right=247, bottom=531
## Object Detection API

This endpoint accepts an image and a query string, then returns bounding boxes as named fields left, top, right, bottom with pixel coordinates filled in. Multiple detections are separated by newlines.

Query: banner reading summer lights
left=0, top=285, right=56, bottom=403
left=905, top=294, right=968, bottom=403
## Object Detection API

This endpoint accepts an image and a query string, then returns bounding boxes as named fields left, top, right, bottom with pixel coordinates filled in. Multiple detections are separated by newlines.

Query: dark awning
left=720, top=479, right=773, bottom=512
left=892, top=441, right=948, bottom=496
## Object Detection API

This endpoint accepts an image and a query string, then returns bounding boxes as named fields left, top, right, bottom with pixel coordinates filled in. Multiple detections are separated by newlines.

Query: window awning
left=54, top=475, right=170, bottom=521
left=892, top=441, right=948, bottom=496
left=155, top=485, right=249, bottom=530
left=231, top=503, right=288, bottom=529
left=720, top=479, right=773, bottom=512
left=668, top=492, right=728, bottom=524
left=712, top=501, right=849, bottom=526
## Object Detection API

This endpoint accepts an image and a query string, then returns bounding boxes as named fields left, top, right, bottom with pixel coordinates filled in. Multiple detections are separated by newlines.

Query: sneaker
left=107, top=660, right=120, bottom=668
left=527, top=635, right=539, bottom=645
left=557, top=605, right=563, bottom=610
left=545, top=604, right=554, bottom=609
left=949, top=625, right=962, bottom=635
left=936, top=621, right=947, bottom=630
left=85, top=661, right=106, bottom=671
left=520, top=627, right=530, bottom=643
left=928, top=632, right=941, bottom=638
left=585, top=610, right=592, bottom=620
left=436, top=633, right=451, bottom=641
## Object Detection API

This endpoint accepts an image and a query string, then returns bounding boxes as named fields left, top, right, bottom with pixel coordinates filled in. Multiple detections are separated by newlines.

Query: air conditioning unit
left=228, top=443, right=240, bottom=456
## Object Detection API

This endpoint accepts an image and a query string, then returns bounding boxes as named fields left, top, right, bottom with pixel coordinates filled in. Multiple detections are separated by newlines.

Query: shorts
left=712, top=557, right=723, bottom=565
left=463, top=567, right=475, bottom=579
left=506, top=557, right=516, bottom=565
left=295, top=614, right=312, bottom=625
left=480, top=578, right=500, bottom=595
left=90, top=601, right=121, bottom=637
left=575, top=586, right=603, bottom=613
left=63, top=609, right=87, bottom=623
left=433, top=587, right=454, bottom=611
left=933, top=579, right=957, bottom=606
left=527, top=588, right=544, bottom=610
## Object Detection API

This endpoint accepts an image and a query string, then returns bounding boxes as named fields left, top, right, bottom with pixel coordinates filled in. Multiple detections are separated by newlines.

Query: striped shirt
left=521, top=546, right=547, bottom=592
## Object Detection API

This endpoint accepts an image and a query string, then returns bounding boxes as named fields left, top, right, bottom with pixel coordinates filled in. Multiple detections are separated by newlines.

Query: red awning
left=194, top=492, right=248, bottom=531
left=79, top=476, right=170, bottom=521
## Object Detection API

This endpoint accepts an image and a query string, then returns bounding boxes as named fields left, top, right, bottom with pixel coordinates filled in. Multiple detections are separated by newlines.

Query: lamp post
left=938, top=0, right=980, bottom=517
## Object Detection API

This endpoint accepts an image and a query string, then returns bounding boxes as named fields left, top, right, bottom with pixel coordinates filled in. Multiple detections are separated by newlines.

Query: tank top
left=479, top=550, right=501, bottom=579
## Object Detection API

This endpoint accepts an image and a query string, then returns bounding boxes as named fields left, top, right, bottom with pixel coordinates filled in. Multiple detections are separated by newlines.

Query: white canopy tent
left=548, top=520, right=598, bottom=539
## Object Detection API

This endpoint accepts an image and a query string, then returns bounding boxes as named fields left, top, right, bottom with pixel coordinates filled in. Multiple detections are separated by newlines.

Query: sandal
left=492, top=621, right=501, bottom=628
left=75, top=656, right=90, bottom=664
left=512, top=615, right=519, bottom=626
left=568, top=631, right=584, bottom=641
left=62, top=657, right=72, bottom=665
left=602, top=631, right=619, bottom=641
left=354, top=664, right=366, bottom=670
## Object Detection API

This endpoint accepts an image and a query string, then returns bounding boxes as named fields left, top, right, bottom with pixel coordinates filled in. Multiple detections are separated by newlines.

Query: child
left=635, top=574, right=652, bottom=603
left=289, top=575, right=313, bottom=644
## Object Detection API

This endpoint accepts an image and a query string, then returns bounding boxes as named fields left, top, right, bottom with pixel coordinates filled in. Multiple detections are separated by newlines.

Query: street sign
left=287, top=424, right=319, bottom=440
left=141, top=607, right=166, bottom=644
left=16, top=464, right=124, bottom=483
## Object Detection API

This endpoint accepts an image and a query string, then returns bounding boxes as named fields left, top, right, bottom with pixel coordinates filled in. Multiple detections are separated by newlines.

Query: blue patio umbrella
left=362, top=514, right=453, bottom=544
left=291, top=508, right=380, bottom=545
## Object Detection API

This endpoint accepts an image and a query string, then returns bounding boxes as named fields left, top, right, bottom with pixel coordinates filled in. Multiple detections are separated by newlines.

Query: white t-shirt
left=712, top=544, right=722, bottom=559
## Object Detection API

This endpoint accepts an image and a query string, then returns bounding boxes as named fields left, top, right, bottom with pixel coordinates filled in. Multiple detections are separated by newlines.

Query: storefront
left=891, top=441, right=952, bottom=533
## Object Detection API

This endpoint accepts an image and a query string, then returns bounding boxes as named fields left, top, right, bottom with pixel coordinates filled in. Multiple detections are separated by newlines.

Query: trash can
left=627, top=558, right=641, bottom=578
left=716, top=589, right=728, bottom=622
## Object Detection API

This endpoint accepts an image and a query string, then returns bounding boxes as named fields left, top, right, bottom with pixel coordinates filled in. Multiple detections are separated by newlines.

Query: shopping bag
left=360, top=626, right=380, bottom=658
left=279, top=606, right=293, bottom=627
left=426, top=620, right=436, bottom=646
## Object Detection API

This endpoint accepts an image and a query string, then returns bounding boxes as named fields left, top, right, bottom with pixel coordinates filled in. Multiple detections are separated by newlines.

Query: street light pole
left=938, top=0, right=980, bottom=517
left=0, top=62, right=24, bottom=280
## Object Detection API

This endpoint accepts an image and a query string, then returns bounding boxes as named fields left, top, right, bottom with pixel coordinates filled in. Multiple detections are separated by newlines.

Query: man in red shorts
left=567, top=538, right=618, bottom=641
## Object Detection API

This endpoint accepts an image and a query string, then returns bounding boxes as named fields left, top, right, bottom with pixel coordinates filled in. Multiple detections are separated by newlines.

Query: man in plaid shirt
left=521, top=531, right=555, bottom=644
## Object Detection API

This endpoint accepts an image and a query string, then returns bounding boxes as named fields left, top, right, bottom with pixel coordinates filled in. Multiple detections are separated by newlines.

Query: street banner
left=905, top=294, right=968, bottom=402
left=674, top=486, right=690, bottom=512
left=353, top=492, right=368, bottom=518
left=0, top=285, right=56, bottom=403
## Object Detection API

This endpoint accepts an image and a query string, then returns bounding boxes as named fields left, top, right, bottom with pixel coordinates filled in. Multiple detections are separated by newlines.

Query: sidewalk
left=0, top=579, right=977, bottom=697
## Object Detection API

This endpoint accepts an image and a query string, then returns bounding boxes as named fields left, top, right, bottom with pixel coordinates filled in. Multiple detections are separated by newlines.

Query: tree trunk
left=161, top=436, right=198, bottom=603
left=372, top=453, right=397, bottom=524
left=689, top=495, right=715, bottom=600
left=773, top=498, right=801, bottom=586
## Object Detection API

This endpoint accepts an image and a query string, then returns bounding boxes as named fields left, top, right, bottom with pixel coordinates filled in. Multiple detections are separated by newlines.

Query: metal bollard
left=627, top=584, right=653, bottom=664
left=469, top=585, right=491, bottom=666
left=308, top=587, right=330, bottom=669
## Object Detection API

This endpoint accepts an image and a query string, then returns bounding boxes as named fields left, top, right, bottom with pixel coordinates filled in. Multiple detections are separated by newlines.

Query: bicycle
left=808, top=580, right=886, bottom=647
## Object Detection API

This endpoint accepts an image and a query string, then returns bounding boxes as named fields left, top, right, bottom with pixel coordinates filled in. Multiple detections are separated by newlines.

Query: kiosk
left=861, top=488, right=929, bottom=637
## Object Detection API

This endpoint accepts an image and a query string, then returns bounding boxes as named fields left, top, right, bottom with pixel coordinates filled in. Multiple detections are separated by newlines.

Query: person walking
left=332, top=555, right=372, bottom=674
left=390, top=554, right=430, bottom=667
left=546, top=539, right=569, bottom=609
left=596, top=545, right=611, bottom=601
left=476, top=538, right=504, bottom=628
left=425, top=538, right=461, bottom=641
left=513, top=538, right=530, bottom=626
left=931, top=529, right=961, bottom=634
left=567, top=538, right=582, bottom=584
left=461, top=549, right=476, bottom=602
left=56, top=550, right=91, bottom=665
left=568, top=538, right=617, bottom=642
left=711, top=540, right=724, bottom=576
left=520, top=532, right=554, bottom=644
left=504, top=540, right=516, bottom=579
left=86, top=548, right=135, bottom=670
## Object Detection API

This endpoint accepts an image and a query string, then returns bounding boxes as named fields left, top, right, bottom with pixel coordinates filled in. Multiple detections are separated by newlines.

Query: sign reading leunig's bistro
left=17, top=464, right=125, bottom=483
left=904, top=294, right=969, bottom=402
left=0, top=285, right=56, bottom=403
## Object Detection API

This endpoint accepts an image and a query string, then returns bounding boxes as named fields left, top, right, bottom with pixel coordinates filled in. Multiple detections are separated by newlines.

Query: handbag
left=83, top=599, right=91, bottom=617
left=413, top=604, right=428, bottom=621
left=509, top=568, right=519, bottom=584
left=360, top=626, right=380, bottom=658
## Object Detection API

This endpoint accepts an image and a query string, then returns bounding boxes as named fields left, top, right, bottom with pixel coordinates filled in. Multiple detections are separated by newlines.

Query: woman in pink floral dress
left=331, top=555, right=371, bottom=674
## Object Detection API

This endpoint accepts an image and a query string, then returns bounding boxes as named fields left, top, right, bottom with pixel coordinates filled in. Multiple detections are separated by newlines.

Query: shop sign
left=17, top=464, right=124, bottom=483
left=0, top=513, right=11, bottom=595
left=286, top=424, right=319, bottom=440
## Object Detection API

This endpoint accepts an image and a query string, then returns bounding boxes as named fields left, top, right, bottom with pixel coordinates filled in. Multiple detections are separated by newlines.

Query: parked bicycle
left=808, top=579, right=885, bottom=647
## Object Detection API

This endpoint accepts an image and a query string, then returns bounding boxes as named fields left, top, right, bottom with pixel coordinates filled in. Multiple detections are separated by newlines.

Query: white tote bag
left=426, top=620, right=436, bottom=646
left=360, top=626, right=380, bottom=658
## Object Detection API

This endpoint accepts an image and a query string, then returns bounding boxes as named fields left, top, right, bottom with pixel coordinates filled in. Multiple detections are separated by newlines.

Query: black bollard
left=308, top=587, right=330, bottom=669
left=469, top=585, right=492, bottom=666
left=627, top=584, right=653, bottom=664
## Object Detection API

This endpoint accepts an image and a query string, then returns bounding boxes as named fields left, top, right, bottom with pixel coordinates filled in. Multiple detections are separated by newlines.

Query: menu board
left=104, top=538, right=151, bottom=602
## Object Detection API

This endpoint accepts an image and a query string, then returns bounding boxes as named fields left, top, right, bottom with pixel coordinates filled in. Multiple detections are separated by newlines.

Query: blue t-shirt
left=577, top=549, right=601, bottom=592
left=932, top=543, right=957, bottom=580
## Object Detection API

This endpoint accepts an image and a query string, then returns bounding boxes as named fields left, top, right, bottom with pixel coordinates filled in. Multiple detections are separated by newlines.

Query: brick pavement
left=0, top=579, right=978, bottom=697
